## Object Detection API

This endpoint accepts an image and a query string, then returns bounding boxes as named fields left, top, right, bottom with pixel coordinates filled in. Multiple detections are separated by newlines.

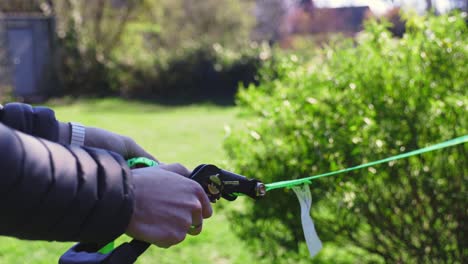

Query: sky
left=314, top=0, right=453, bottom=15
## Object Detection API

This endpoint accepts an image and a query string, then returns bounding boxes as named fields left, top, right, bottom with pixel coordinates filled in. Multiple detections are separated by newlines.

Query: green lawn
left=0, top=98, right=360, bottom=263
left=0, top=98, right=256, bottom=264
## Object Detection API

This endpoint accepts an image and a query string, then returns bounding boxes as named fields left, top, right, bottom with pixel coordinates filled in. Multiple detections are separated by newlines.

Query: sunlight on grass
left=0, top=98, right=351, bottom=263
left=52, top=98, right=240, bottom=168
left=0, top=98, right=256, bottom=264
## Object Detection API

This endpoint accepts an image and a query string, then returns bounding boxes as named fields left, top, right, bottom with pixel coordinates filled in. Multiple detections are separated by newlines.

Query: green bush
left=52, top=0, right=141, bottom=97
left=56, top=21, right=118, bottom=96
left=224, top=13, right=467, bottom=263
left=49, top=0, right=264, bottom=102
left=56, top=19, right=269, bottom=103
left=106, top=0, right=262, bottom=103
left=113, top=40, right=274, bottom=104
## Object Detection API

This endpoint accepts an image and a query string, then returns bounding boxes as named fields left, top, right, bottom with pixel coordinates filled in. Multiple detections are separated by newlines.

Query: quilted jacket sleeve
left=0, top=102, right=60, bottom=142
left=0, top=123, right=134, bottom=244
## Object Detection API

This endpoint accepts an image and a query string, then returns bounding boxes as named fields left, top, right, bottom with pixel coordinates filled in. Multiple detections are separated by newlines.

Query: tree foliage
left=132, top=0, right=255, bottom=50
left=52, top=0, right=141, bottom=95
left=224, top=13, right=467, bottom=263
left=5, top=0, right=261, bottom=100
left=108, top=0, right=265, bottom=102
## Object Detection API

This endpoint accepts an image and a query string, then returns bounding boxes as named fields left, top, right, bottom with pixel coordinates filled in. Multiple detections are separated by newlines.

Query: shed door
left=7, top=28, right=36, bottom=96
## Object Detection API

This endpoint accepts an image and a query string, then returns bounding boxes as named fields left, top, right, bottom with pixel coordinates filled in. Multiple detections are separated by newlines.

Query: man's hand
left=59, top=121, right=210, bottom=248
left=125, top=166, right=213, bottom=248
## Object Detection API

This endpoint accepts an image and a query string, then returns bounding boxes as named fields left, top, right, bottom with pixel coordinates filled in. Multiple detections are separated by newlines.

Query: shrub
left=383, top=7, right=406, bottom=37
left=113, top=41, right=274, bottom=104
left=224, top=13, right=467, bottom=263
left=51, top=0, right=265, bottom=103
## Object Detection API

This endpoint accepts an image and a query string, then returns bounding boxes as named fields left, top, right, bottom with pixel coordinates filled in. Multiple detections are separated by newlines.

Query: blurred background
left=0, top=0, right=466, bottom=103
left=0, top=0, right=467, bottom=263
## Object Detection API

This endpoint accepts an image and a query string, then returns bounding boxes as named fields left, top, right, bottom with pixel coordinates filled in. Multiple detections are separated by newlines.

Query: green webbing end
left=98, top=241, right=115, bottom=254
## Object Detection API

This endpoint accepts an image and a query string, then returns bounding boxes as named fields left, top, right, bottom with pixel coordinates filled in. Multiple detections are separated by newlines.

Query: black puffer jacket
left=0, top=103, right=134, bottom=244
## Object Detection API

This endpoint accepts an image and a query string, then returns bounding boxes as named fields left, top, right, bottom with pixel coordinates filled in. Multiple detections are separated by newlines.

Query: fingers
left=149, top=224, right=188, bottom=248
left=158, top=163, right=192, bottom=177
left=188, top=183, right=213, bottom=236
left=188, top=201, right=203, bottom=236
left=127, top=167, right=213, bottom=247
left=188, top=223, right=203, bottom=236
left=164, top=169, right=212, bottom=236
left=123, top=136, right=158, bottom=162
left=195, top=184, right=213, bottom=219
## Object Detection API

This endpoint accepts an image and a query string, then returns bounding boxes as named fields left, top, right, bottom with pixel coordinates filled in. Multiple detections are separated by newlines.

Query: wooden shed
left=0, top=14, right=56, bottom=100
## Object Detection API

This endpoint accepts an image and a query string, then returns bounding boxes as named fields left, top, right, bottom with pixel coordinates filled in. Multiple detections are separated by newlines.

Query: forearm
left=0, top=123, right=134, bottom=243
left=0, top=103, right=110, bottom=147
left=0, top=102, right=156, bottom=160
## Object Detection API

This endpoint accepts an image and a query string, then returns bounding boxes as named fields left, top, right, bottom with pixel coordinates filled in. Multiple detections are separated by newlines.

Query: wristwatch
left=70, top=122, right=86, bottom=146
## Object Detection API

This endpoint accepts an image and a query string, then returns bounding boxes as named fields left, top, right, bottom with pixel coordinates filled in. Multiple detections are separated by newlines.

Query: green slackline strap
left=98, top=241, right=115, bottom=254
left=265, top=135, right=468, bottom=191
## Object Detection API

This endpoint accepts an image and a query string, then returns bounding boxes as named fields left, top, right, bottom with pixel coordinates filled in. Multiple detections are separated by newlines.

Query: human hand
left=59, top=122, right=157, bottom=161
left=158, top=163, right=191, bottom=177
left=125, top=166, right=213, bottom=248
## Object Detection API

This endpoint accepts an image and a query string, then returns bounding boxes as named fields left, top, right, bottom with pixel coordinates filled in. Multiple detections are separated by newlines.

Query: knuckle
left=160, top=163, right=191, bottom=177
left=205, top=206, right=213, bottom=218
left=174, top=232, right=187, bottom=244
left=122, top=136, right=135, bottom=155
left=122, top=135, right=131, bottom=142
left=174, top=163, right=191, bottom=176
left=123, top=136, right=135, bottom=147
left=192, top=201, right=202, bottom=212
left=160, top=231, right=185, bottom=246
left=173, top=162, right=184, bottom=169
left=160, top=232, right=172, bottom=242
left=182, top=219, right=192, bottom=230
left=156, top=241, right=172, bottom=248
left=192, top=183, right=205, bottom=195
left=189, top=227, right=202, bottom=236
left=155, top=234, right=174, bottom=248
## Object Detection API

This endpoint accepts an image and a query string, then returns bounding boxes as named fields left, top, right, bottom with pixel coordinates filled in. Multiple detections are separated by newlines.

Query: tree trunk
left=426, top=0, right=433, bottom=11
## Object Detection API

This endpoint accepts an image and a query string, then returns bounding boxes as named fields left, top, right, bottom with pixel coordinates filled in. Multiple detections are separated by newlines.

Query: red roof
left=283, top=5, right=372, bottom=35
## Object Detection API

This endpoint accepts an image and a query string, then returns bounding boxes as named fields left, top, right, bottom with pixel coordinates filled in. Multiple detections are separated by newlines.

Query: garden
left=0, top=1, right=466, bottom=263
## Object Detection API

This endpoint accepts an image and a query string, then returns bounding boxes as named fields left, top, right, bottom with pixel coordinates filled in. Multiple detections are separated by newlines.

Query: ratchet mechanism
left=190, top=164, right=266, bottom=201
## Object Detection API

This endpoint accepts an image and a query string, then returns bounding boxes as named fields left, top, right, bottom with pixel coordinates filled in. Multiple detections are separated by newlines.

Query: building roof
left=311, top=6, right=370, bottom=33
left=283, top=5, right=372, bottom=35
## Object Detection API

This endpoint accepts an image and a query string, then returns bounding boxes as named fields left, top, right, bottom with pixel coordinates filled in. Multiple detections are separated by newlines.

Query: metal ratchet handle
left=190, top=164, right=266, bottom=202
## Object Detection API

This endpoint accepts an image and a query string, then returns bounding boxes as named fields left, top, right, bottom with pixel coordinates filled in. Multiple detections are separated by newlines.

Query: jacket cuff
left=75, top=148, right=135, bottom=243
left=0, top=103, right=59, bottom=142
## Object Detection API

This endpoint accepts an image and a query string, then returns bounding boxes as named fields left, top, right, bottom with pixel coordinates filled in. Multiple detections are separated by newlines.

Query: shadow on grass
left=44, top=96, right=237, bottom=114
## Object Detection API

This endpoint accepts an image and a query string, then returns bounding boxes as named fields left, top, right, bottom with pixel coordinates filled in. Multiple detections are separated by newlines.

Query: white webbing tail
left=292, top=184, right=322, bottom=258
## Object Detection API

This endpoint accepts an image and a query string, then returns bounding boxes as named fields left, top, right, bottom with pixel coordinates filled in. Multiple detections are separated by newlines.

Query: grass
left=0, top=98, right=256, bottom=264
left=0, top=98, right=362, bottom=263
